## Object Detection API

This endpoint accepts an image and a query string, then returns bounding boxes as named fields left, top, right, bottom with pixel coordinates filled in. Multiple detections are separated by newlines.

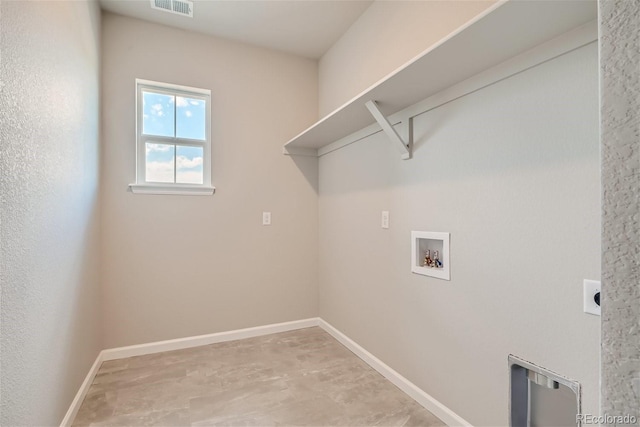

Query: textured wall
left=319, top=44, right=600, bottom=426
left=600, top=0, right=640, bottom=420
left=318, top=0, right=494, bottom=116
left=100, top=13, right=319, bottom=348
left=0, top=0, right=102, bottom=425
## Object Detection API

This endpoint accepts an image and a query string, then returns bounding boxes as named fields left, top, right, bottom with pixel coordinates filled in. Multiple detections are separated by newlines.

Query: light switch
left=262, top=212, right=271, bottom=226
left=381, top=211, right=389, bottom=229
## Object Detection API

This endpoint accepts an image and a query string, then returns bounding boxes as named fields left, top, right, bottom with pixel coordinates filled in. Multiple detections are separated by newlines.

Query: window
left=130, top=79, right=214, bottom=195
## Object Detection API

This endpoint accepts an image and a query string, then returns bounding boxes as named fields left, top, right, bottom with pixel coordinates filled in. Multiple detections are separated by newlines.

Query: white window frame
left=129, top=79, right=214, bottom=196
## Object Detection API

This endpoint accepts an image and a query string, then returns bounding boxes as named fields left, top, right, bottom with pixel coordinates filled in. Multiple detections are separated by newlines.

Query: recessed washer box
left=411, top=231, right=450, bottom=280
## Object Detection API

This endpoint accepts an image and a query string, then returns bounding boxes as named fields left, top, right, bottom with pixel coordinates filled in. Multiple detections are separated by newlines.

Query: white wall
left=0, top=1, right=102, bottom=425
left=318, top=0, right=495, bottom=117
left=318, top=43, right=601, bottom=426
left=100, top=13, right=319, bottom=348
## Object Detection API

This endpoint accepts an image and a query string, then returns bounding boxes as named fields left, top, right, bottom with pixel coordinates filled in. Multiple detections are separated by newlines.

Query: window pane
left=176, top=145, right=204, bottom=184
left=146, top=143, right=174, bottom=183
left=176, top=97, right=206, bottom=140
left=142, top=92, right=175, bottom=137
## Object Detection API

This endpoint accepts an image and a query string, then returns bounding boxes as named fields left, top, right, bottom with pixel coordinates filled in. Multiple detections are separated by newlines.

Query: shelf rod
left=365, top=100, right=412, bottom=160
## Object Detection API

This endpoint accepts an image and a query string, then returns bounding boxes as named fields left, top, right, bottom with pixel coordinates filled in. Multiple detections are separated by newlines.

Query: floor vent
left=150, top=0, right=193, bottom=18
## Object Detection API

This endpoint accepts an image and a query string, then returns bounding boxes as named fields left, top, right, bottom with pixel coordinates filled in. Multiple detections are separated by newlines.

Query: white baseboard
left=60, top=351, right=104, bottom=427
left=101, top=318, right=320, bottom=361
left=318, top=319, right=472, bottom=427
left=62, top=317, right=469, bottom=427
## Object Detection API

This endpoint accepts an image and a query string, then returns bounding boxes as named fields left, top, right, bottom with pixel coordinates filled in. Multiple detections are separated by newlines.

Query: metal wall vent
left=150, top=0, right=193, bottom=18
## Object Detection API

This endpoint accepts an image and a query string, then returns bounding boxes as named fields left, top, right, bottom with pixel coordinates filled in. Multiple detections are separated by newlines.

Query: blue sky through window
left=145, top=143, right=174, bottom=183
left=142, top=92, right=174, bottom=137
left=177, top=145, right=204, bottom=184
left=177, top=97, right=206, bottom=140
left=142, top=91, right=206, bottom=184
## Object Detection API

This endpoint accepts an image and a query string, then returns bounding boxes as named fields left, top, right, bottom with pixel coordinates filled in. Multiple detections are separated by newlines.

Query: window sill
left=129, top=184, right=215, bottom=196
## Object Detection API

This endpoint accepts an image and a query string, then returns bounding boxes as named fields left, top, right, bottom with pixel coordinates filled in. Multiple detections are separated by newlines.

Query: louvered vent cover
left=150, top=0, right=193, bottom=18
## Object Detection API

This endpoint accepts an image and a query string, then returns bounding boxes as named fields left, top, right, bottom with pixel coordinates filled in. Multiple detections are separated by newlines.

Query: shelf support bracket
left=365, top=100, right=412, bottom=160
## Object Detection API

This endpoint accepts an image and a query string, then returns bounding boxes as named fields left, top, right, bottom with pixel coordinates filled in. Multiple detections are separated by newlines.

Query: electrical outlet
left=381, top=211, right=389, bottom=229
left=583, top=279, right=601, bottom=316
left=262, top=212, right=271, bottom=226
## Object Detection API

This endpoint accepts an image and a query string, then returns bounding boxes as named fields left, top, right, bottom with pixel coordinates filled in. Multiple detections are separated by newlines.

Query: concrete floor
left=73, top=327, right=445, bottom=426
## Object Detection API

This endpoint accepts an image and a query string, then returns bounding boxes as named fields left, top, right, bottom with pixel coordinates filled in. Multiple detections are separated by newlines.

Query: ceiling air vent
left=150, top=0, right=193, bottom=18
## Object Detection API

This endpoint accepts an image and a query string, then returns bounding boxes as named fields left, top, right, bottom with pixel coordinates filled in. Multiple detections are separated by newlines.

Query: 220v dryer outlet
left=583, top=279, right=601, bottom=316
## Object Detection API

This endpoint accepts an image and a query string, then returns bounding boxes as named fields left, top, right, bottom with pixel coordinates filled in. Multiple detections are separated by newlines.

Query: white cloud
left=146, top=143, right=172, bottom=153
left=151, top=103, right=164, bottom=117
left=185, top=110, right=192, bottom=118
left=177, top=155, right=203, bottom=169
left=146, top=160, right=173, bottom=183
left=189, top=100, right=201, bottom=106
left=176, top=170, right=203, bottom=184
left=176, top=97, right=189, bottom=107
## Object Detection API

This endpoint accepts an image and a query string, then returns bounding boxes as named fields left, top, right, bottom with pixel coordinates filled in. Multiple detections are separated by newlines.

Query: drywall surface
left=0, top=1, right=102, bottom=425
left=600, top=0, right=640, bottom=420
left=318, top=0, right=495, bottom=117
left=319, top=44, right=600, bottom=426
left=101, top=13, right=319, bottom=348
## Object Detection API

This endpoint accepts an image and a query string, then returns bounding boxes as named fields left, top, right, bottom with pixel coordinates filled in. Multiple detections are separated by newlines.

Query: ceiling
left=99, top=0, right=373, bottom=59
